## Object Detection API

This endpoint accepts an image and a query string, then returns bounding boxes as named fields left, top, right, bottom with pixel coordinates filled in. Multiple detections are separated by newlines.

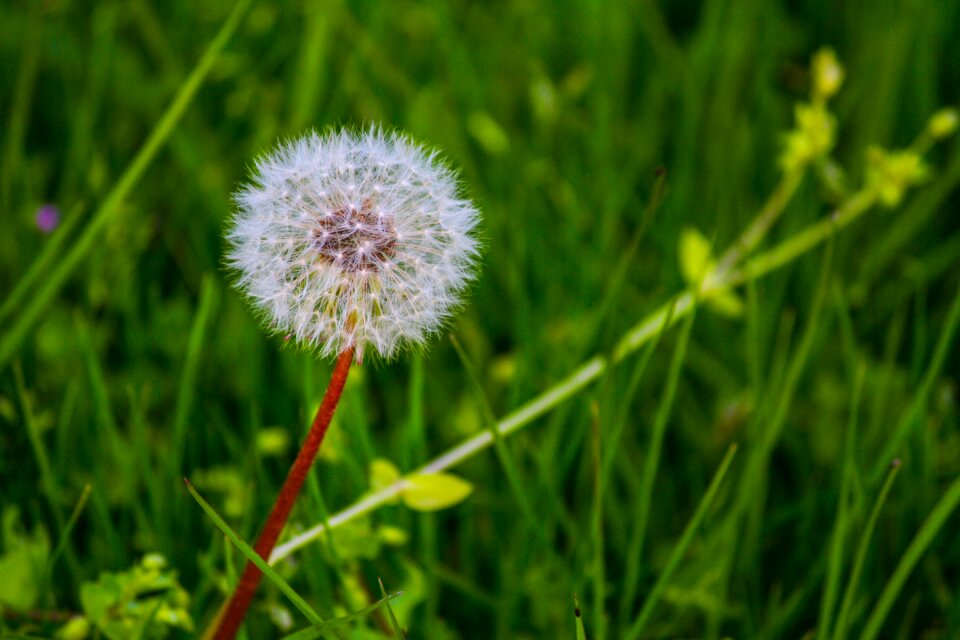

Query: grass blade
left=169, top=274, right=218, bottom=482
left=859, top=468, right=960, bottom=640
left=184, top=479, right=323, bottom=626
left=575, top=595, right=588, bottom=640
left=0, top=203, right=84, bottom=325
left=280, top=588, right=403, bottom=640
left=590, top=403, right=606, bottom=640
left=0, top=0, right=251, bottom=371
left=449, top=333, right=539, bottom=529
left=378, top=577, right=406, bottom=638
left=870, top=281, right=960, bottom=480
left=618, top=306, right=697, bottom=621
left=832, top=460, right=901, bottom=640
left=817, top=361, right=866, bottom=639
left=45, top=484, right=91, bottom=585
left=624, top=443, right=738, bottom=640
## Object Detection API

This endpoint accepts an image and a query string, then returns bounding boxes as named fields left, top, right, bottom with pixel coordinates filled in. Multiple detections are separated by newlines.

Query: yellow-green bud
left=57, top=617, right=91, bottom=640
left=812, top=48, right=844, bottom=99
left=142, top=552, right=167, bottom=570
left=928, top=108, right=959, bottom=139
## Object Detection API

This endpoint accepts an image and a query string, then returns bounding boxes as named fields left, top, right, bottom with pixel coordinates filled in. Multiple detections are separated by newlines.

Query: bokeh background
left=1, top=0, right=959, bottom=638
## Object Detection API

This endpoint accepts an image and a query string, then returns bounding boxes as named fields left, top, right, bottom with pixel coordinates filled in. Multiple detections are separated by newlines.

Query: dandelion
left=214, top=127, right=481, bottom=639
left=226, top=127, right=481, bottom=362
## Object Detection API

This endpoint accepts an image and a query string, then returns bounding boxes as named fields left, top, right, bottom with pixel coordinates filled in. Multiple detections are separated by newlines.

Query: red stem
left=214, top=348, right=354, bottom=640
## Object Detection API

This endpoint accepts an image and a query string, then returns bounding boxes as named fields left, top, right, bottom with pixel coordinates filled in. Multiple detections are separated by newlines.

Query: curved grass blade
left=280, top=588, right=403, bottom=640
left=832, top=460, right=901, bottom=640
left=0, top=203, right=84, bottom=325
left=624, top=443, right=738, bottom=640
left=449, top=333, right=538, bottom=529
left=817, top=362, right=865, bottom=639
left=859, top=469, right=960, bottom=640
left=619, top=306, right=696, bottom=619
left=870, top=281, right=960, bottom=481
left=45, top=484, right=91, bottom=583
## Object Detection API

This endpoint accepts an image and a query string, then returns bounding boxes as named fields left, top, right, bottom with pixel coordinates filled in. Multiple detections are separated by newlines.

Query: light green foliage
left=679, top=227, right=743, bottom=316
left=256, top=426, right=292, bottom=457
left=865, top=147, right=929, bottom=208
left=56, top=616, right=91, bottom=640
left=780, top=48, right=841, bottom=173
left=0, top=508, right=49, bottom=612
left=400, top=473, right=474, bottom=512
left=2, top=1, right=960, bottom=639
left=369, top=458, right=402, bottom=494
left=79, top=554, right=193, bottom=640
left=928, top=108, right=960, bottom=139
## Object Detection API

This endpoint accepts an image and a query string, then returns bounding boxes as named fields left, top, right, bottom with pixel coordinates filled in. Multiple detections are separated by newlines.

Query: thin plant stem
left=269, top=179, right=891, bottom=566
left=215, top=348, right=354, bottom=640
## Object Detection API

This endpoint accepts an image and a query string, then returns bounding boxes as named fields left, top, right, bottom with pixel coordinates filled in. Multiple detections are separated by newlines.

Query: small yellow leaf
left=707, top=289, right=745, bottom=318
left=928, top=108, right=959, bottom=139
left=401, top=473, right=474, bottom=512
left=679, top=226, right=714, bottom=286
left=370, top=459, right=402, bottom=506
left=811, top=47, right=844, bottom=99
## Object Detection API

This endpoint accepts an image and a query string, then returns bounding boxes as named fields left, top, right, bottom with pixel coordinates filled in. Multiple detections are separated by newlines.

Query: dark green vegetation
left=2, top=1, right=960, bottom=638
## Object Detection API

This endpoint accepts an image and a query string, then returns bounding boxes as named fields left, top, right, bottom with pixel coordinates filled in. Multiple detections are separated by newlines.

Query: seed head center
left=312, top=200, right=397, bottom=272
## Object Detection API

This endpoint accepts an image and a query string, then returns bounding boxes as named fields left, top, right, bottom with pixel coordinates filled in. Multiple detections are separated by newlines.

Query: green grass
left=2, top=1, right=960, bottom=639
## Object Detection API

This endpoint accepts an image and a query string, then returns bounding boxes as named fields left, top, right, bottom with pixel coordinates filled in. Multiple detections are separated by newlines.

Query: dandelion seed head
left=226, top=127, right=481, bottom=361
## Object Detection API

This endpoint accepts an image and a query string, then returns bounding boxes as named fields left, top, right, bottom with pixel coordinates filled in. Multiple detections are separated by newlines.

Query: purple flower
left=36, top=204, right=60, bottom=234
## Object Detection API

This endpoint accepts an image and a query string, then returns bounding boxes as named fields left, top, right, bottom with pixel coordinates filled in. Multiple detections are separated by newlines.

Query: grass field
left=2, top=1, right=960, bottom=638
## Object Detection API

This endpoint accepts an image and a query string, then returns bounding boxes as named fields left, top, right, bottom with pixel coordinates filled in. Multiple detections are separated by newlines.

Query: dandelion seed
left=226, top=127, right=481, bottom=362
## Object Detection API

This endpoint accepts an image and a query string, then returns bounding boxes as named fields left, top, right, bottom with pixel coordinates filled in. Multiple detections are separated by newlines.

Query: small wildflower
left=35, top=204, right=60, bottom=234
left=780, top=49, right=843, bottom=173
left=255, top=427, right=290, bottom=456
left=865, top=146, right=929, bottom=207
left=781, top=103, right=837, bottom=172
left=227, top=128, right=481, bottom=361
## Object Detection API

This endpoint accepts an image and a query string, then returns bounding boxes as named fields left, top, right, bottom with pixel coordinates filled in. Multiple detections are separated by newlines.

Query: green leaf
left=0, top=507, right=50, bottom=611
left=79, top=554, right=193, bottom=640
left=401, top=473, right=474, bottom=512
left=679, top=227, right=743, bottom=316
left=369, top=458, right=401, bottom=493
left=679, top=226, right=713, bottom=286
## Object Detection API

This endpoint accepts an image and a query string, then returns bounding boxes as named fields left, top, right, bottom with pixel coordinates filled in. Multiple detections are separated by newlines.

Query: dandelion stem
left=215, top=347, right=354, bottom=640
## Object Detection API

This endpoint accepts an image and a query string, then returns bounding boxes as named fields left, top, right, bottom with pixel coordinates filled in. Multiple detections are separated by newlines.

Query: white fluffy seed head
left=226, top=127, right=481, bottom=361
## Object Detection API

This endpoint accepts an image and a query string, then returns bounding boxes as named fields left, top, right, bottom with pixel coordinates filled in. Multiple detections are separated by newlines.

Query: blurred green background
left=1, top=0, right=959, bottom=638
